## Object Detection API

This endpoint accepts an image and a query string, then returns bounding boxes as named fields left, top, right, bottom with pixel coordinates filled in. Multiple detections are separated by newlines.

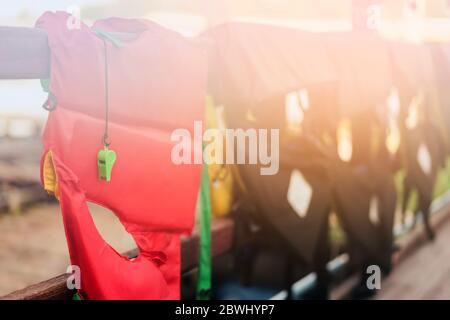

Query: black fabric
left=428, top=43, right=450, bottom=154
left=209, top=23, right=399, bottom=291
left=400, top=123, right=444, bottom=240
left=205, top=22, right=337, bottom=109
left=227, top=93, right=396, bottom=273
left=332, top=153, right=396, bottom=272
left=325, top=31, right=393, bottom=118
left=228, top=95, right=333, bottom=267
left=391, top=42, right=447, bottom=241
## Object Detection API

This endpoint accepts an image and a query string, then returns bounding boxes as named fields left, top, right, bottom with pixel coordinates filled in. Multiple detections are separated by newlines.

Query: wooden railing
left=4, top=199, right=450, bottom=300
left=0, top=218, right=235, bottom=300
left=0, top=27, right=50, bottom=79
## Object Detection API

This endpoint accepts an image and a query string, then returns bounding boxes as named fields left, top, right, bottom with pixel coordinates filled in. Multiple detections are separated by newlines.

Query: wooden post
left=0, top=27, right=50, bottom=79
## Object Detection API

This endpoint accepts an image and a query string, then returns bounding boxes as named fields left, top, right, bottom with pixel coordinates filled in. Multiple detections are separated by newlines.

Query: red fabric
left=36, top=11, right=206, bottom=299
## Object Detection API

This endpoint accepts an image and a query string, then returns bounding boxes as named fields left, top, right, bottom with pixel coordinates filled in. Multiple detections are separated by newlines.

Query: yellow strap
left=42, top=151, right=60, bottom=200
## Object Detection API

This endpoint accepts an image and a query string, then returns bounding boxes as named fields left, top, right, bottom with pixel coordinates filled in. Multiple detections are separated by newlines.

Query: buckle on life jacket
left=42, top=92, right=58, bottom=111
left=40, top=79, right=58, bottom=111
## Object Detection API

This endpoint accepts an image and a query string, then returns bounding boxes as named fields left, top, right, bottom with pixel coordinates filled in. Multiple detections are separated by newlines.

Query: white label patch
left=287, top=170, right=312, bottom=218
left=369, top=196, right=380, bottom=226
left=417, top=143, right=432, bottom=175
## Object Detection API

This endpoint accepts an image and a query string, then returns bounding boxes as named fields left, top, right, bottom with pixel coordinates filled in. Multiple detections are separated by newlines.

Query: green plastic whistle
left=97, top=146, right=116, bottom=182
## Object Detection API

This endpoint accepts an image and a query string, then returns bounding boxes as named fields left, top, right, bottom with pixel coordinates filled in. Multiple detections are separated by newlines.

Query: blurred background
left=1, top=0, right=450, bottom=299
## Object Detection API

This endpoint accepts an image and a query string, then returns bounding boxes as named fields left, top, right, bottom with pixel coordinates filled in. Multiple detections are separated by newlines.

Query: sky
left=0, top=0, right=109, bottom=19
left=0, top=0, right=116, bottom=29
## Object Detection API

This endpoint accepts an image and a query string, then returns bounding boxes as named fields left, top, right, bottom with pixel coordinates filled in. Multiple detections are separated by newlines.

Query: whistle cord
left=102, top=38, right=110, bottom=147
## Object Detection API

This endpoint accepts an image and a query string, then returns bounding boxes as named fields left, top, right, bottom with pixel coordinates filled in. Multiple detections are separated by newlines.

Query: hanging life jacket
left=36, top=11, right=206, bottom=299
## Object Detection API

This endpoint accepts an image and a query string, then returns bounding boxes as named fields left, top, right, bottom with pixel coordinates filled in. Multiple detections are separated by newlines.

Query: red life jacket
left=36, top=11, right=206, bottom=299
